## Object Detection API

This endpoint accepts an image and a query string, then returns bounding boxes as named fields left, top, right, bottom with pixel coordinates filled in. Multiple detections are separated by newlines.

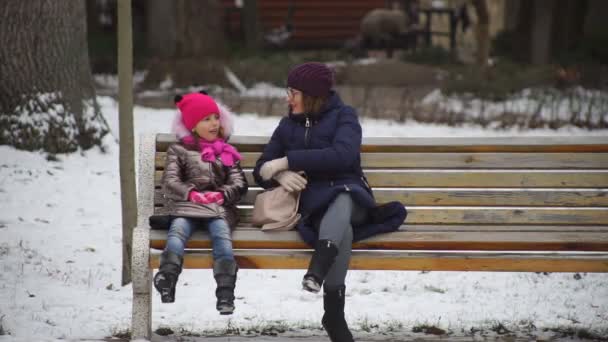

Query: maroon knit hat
left=287, top=62, right=334, bottom=97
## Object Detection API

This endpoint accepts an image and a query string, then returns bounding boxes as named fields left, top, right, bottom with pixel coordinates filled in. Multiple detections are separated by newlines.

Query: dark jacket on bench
left=253, top=91, right=407, bottom=246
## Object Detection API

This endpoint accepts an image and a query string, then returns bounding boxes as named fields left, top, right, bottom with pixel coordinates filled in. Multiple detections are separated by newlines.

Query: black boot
left=213, top=259, right=238, bottom=315
left=322, top=285, right=354, bottom=342
left=153, top=250, right=183, bottom=303
left=302, top=239, right=338, bottom=293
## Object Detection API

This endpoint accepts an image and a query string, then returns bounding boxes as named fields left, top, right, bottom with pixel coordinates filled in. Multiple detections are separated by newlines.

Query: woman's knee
left=325, top=194, right=355, bottom=225
left=332, top=193, right=355, bottom=211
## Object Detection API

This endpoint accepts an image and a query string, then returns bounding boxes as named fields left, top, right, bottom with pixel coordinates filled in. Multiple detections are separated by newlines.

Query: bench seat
left=131, top=133, right=608, bottom=339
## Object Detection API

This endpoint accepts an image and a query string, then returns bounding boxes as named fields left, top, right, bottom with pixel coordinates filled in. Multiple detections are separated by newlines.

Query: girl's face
left=193, top=114, right=221, bottom=141
left=286, top=87, right=304, bottom=114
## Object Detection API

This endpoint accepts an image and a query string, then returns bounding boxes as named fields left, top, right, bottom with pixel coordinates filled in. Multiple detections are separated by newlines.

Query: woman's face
left=286, top=87, right=304, bottom=114
left=193, top=114, right=221, bottom=141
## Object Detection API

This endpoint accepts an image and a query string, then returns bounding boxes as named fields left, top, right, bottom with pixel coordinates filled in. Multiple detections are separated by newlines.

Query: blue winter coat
left=253, top=91, right=407, bottom=246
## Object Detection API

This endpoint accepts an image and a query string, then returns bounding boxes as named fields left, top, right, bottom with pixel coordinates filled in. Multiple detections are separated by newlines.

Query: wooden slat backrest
left=150, top=134, right=608, bottom=253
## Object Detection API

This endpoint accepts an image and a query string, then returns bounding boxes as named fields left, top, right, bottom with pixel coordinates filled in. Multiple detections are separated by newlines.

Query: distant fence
left=133, top=85, right=608, bottom=129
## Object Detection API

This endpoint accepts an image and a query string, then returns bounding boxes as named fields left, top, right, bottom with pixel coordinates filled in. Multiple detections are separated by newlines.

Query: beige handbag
left=251, top=186, right=301, bottom=231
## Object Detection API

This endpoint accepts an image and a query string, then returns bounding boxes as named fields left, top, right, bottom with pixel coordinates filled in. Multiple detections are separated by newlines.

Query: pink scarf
left=182, top=136, right=242, bottom=167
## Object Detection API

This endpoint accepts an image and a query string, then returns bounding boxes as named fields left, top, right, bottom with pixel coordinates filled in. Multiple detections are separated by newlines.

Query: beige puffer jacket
left=161, top=143, right=248, bottom=229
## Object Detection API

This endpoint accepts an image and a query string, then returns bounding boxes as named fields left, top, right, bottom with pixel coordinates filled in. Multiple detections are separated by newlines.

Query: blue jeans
left=165, top=217, right=234, bottom=261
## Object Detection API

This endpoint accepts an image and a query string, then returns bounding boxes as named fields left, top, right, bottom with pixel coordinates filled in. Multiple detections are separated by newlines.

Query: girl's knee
left=168, top=219, right=192, bottom=240
left=171, top=217, right=190, bottom=227
left=209, top=221, right=232, bottom=240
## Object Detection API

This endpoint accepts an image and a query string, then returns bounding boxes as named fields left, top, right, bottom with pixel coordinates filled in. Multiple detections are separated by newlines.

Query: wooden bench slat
left=152, top=206, right=608, bottom=225
left=156, top=134, right=608, bottom=153
left=155, top=152, right=608, bottom=169
left=154, top=170, right=608, bottom=188
left=363, top=170, right=608, bottom=188
left=150, top=224, right=608, bottom=233
left=149, top=229, right=608, bottom=251
left=149, top=250, right=608, bottom=272
left=153, top=188, right=608, bottom=207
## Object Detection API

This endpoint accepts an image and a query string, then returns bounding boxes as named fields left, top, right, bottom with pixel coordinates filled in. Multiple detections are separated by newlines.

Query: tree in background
left=147, top=0, right=225, bottom=59
left=0, top=0, right=109, bottom=153
left=143, top=0, right=227, bottom=87
left=471, top=0, right=490, bottom=68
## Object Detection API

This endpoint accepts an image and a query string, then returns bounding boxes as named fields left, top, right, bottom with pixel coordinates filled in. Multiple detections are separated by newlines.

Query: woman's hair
left=302, top=93, right=328, bottom=114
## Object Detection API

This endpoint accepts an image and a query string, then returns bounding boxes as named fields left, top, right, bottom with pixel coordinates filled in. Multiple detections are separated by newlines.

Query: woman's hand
left=274, top=170, right=307, bottom=192
left=259, top=157, right=288, bottom=180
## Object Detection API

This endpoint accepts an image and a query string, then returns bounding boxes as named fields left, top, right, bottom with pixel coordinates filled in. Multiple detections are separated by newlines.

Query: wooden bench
left=131, top=133, right=608, bottom=340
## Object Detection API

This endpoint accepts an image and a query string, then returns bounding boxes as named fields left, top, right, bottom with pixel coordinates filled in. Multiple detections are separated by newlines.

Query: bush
left=402, top=45, right=459, bottom=66
left=443, top=60, right=554, bottom=101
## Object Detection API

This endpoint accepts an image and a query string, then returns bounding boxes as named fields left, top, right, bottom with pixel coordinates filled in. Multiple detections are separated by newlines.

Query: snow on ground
left=0, top=96, right=607, bottom=341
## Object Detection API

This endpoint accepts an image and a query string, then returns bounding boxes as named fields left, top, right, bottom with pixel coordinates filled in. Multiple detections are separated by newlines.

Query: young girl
left=155, top=91, right=248, bottom=315
left=253, top=62, right=406, bottom=341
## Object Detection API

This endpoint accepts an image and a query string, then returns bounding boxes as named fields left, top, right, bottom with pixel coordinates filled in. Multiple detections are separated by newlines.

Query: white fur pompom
left=171, top=110, right=191, bottom=140
left=217, top=100, right=235, bottom=139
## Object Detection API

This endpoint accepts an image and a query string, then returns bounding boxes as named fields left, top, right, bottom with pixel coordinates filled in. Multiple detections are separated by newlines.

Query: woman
left=253, top=62, right=407, bottom=341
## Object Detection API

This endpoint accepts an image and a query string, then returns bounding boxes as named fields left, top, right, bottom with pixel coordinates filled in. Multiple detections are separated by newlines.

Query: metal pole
left=118, top=0, right=137, bottom=286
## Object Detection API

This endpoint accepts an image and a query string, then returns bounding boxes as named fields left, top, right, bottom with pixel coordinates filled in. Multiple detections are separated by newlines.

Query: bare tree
left=472, top=0, right=490, bottom=68
left=0, top=0, right=108, bottom=153
left=147, top=0, right=225, bottom=59
left=243, top=0, right=261, bottom=49
left=530, top=0, right=555, bottom=65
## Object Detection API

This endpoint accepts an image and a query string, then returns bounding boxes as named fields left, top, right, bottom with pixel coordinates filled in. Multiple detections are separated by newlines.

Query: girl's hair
left=302, top=93, right=328, bottom=114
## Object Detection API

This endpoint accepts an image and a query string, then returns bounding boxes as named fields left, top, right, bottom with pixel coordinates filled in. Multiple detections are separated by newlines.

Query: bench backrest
left=149, top=134, right=608, bottom=253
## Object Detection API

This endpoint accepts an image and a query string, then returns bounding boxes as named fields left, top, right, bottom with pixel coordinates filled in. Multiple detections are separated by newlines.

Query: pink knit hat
left=172, top=91, right=235, bottom=140
left=175, top=92, right=220, bottom=131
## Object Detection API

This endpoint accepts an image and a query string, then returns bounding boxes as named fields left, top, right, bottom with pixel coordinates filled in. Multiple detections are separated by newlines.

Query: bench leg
left=131, top=225, right=152, bottom=340
left=132, top=284, right=152, bottom=340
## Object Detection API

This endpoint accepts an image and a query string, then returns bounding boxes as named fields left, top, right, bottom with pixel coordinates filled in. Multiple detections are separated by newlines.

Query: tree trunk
left=504, top=0, right=521, bottom=31
left=472, top=0, right=490, bottom=68
left=243, top=0, right=261, bottom=50
left=147, top=0, right=225, bottom=59
left=118, top=0, right=137, bottom=286
left=144, top=0, right=226, bottom=88
left=0, top=0, right=108, bottom=153
left=551, top=0, right=587, bottom=56
left=174, top=0, right=226, bottom=58
left=530, top=0, right=556, bottom=65
left=146, top=0, right=177, bottom=59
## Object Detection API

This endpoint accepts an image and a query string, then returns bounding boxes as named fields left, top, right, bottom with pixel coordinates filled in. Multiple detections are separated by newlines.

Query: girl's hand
left=188, top=191, right=224, bottom=205
left=204, top=191, right=225, bottom=205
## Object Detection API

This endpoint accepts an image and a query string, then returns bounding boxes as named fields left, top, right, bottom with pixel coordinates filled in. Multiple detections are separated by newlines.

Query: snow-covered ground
left=0, top=95, right=607, bottom=341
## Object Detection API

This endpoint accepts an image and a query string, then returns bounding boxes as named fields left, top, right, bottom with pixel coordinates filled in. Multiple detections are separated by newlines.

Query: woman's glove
left=274, top=170, right=307, bottom=192
left=259, top=157, right=289, bottom=180
left=188, top=191, right=225, bottom=205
